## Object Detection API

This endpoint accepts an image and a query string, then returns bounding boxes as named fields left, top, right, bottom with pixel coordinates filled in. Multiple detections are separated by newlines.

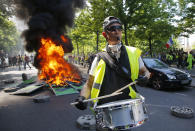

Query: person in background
left=17, top=55, right=22, bottom=70
left=187, top=51, right=195, bottom=70
left=24, top=54, right=31, bottom=70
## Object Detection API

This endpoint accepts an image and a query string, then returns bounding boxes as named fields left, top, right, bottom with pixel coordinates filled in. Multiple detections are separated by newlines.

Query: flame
left=38, top=36, right=81, bottom=86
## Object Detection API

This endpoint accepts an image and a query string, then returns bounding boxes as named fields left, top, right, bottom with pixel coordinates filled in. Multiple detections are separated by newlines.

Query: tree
left=69, top=0, right=194, bottom=55
left=0, top=0, right=21, bottom=56
left=177, top=0, right=195, bottom=37
left=106, top=0, right=145, bottom=45
left=0, top=11, right=18, bottom=55
left=70, top=9, right=95, bottom=56
left=88, top=0, right=107, bottom=51
left=133, top=0, right=177, bottom=56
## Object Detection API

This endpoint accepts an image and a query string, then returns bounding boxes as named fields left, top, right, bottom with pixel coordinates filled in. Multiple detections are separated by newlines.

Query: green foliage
left=69, top=0, right=195, bottom=56
left=0, top=0, right=20, bottom=55
left=133, top=0, right=177, bottom=52
left=177, top=0, right=195, bottom=36
left=0, top=10, right=18, bottom=55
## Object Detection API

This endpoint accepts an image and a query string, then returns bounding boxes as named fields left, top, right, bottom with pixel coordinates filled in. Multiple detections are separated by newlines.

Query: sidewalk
left=0, top=66, right=38, bottom=88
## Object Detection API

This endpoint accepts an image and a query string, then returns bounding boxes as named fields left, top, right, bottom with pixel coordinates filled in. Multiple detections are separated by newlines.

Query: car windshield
left=143, top=58, right=169, bottom=68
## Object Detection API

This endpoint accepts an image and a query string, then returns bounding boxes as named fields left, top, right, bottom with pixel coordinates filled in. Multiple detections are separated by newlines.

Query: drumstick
left=70, top=92, right=123, bottom=106
left=70, top=79, right=141, bottom=106
left=112, top=81, right=137, bottom=94
left=114, top=76, right=148, bottom=94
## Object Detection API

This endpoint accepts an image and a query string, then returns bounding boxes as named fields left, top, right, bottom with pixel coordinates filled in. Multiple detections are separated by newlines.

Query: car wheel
left=171, top=106, right=194, bottom=119
left=152, top=77, right=163, bottom=90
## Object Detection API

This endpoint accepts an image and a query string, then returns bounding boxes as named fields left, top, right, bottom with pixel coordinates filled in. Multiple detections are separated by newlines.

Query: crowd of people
left=154, top=48, right=195, bottom=70
left=67, top=54, right=91, bottom=68
left=67, top=47, right=195, bottom=73
left=0, top=52, right=33, bottom=71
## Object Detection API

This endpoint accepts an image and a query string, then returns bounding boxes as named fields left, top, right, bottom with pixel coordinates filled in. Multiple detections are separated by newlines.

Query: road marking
left=175, top=93, right=187, bottom=96
left=146, top=104, right=169, bottom=108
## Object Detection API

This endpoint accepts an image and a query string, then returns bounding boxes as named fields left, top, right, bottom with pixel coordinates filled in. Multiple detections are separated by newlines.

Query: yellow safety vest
left=91, top=45, right=141, bottom=104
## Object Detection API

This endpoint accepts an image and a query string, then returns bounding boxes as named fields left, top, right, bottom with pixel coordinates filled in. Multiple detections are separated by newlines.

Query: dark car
left=143, top=58, right=192, bottom=89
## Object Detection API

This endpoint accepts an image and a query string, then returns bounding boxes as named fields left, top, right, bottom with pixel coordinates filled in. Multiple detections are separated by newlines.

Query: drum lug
left=143, top=105, right=147, bottom=114
left=130, top=109, right=134, bottom=121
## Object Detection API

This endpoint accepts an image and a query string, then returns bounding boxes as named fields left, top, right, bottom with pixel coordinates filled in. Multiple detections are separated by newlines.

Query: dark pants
left=24, top=61, right=31, bottom=69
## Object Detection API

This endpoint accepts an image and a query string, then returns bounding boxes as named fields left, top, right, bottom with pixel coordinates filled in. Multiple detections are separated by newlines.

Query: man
left=17, top=55, right=22, bottom=71
left=75, top=16, right=150, bottom=130
left=24, top=54, right=31, bottom=70
left=187, top=51, right=195, bottom=70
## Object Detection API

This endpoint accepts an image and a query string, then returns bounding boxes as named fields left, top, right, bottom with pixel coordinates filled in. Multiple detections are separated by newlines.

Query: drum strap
left=97, top=51, right=132, bottom=82
left=97, top=51, right=139, bottom=93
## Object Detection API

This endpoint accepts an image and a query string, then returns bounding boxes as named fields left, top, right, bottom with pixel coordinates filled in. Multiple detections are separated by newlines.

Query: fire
left=38, top=36, right=81, bottom=86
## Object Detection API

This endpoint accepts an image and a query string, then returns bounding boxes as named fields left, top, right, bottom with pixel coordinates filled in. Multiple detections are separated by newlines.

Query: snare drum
left=95, top=99, right=148, bottom=130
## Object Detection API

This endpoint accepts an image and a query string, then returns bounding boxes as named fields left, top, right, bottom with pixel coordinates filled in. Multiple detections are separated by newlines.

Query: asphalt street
left=0, top=65, right=195, bottom=131
left=134, top=85, right=195, bottom=131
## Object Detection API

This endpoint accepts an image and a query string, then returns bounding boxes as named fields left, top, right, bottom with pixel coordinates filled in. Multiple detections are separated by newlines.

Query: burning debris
left=38, top=36, right=81, bottom=85
left=14, top=0, right=85, bottom=86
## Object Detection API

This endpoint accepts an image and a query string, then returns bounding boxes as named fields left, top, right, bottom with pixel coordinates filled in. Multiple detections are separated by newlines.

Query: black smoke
left=14, top=0, right=85, bottom=69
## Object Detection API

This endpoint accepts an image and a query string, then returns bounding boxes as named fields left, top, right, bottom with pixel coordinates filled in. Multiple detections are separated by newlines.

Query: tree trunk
left=124, top=23, right=128, bottom=45
left=82, top=44, right=84, bottom=56
left=149, top=37, right=152, bottom=57
left=96, top=30, right=99, bottom=52
left=76, top=42, right=79, bottom=56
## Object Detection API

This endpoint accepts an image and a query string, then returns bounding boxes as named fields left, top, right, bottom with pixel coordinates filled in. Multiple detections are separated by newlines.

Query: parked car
left=143, top=58, right=192, bottom=89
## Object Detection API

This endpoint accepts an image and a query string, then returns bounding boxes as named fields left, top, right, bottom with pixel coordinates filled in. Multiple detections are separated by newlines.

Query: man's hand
left=74, top=75, right=94, bottom=110
left=75, top=96, right=87, bottom=110
left=136, top=76, right=149, bottom=86
left=139, top=66, right=151, bottom=79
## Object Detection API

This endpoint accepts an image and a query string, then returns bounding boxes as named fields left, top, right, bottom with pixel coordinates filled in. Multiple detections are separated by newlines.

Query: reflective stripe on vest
left=91, top=46, right=141, bottom=103
left=125, top=46, right=141, bottom=98
left=91, top=59, right=106, bottom=103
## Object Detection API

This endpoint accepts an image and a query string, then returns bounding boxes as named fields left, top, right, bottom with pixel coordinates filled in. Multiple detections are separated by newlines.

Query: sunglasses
left=107, top=25, right=123, bottom=32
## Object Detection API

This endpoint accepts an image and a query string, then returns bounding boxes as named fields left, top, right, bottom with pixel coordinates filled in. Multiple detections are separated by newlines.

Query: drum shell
left=95, top=99, right=148, bottom=130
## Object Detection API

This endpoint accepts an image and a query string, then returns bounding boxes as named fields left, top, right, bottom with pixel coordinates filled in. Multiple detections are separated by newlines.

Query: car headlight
left=167, top=74, right=176, bottom=79
left=186, top=73, right=191, bottom=78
